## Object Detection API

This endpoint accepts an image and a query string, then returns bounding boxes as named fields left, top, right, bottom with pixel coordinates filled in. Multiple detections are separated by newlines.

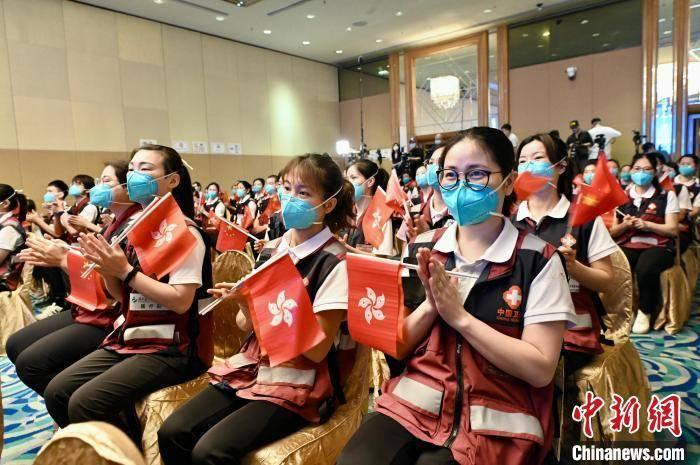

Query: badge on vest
left=129, top=293, right=168, bottom=311
left=647, top=203, right=657, bottom=213
left=569, top=278, right=580, bottom=293
left=497, top=285, right=523, bottom=324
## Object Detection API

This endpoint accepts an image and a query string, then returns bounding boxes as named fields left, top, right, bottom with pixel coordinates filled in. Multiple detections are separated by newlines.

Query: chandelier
left=430, top=75, right=460, bottom=110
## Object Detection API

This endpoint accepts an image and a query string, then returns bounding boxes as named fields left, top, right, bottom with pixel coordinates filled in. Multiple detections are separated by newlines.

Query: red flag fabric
left=514, top=171, right=550, bottom=201
left=216, top=221, right=248, bottom=252
left=238, top=204, right=254, bottom=230
left=385, top=169, right=410, bottom=214
left=570, top=153, right=628, bottom=227
left=259, top=195, right=281, bottom=225
left=347, top=254, right=404, bottom=358
left=126, top=194, right=197, bottom=279
left=243, top=253, right=326, bottom=366
left=205, top=208, right=221, bottom=229
left=362, top=187, right=393, bottom=248
left=659, top=174, right=674, bottom=192
left=66, top=250, right=111, bottom=311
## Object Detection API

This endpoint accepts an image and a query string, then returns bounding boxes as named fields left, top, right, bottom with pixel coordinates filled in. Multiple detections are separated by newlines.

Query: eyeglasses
left=630, top=167, right=654, bottom=173
left=438, top=168, right=502, bottom=191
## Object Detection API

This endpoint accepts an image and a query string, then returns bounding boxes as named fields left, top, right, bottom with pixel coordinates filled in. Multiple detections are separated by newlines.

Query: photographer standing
left=588, top=117, right=621, bottom=159
left=566, top=119, right=593, bottom=174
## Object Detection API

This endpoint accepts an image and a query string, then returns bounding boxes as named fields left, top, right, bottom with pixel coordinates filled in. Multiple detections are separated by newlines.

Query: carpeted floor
left=1, top=298, right=698, bottom=464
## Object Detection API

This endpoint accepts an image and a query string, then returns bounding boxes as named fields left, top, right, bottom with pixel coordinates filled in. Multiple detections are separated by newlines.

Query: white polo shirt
left=276, top=226, right=348, bottom=313
left=432, top=220, right=576, bottom=328
left=516, top=195, right=618, bottom=263
left=628, top=185, right=679, bottom=215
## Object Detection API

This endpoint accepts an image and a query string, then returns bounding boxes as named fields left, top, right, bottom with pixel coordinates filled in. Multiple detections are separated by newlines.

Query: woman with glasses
left=338, top=127, right=575, bottom=465
left=610, top=153, right=679, bottom=334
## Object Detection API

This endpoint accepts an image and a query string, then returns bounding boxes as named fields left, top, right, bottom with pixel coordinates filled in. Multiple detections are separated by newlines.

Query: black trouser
left=43, top=348, right=204, bottom=446
left=6, top=311, right=109, bottom=396
left=622, top=246, right=676, bottom=316
left=337, top=412, right=457, bottom=465
left=158, top=384, right=308, bottom=465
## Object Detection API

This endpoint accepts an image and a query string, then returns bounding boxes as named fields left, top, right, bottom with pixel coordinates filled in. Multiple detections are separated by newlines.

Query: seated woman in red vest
left=8, top=161, right=141, bottom=397
left=0, top=183, right=27, bottom=292
left=42, top=145, right=213, bottom=445
left=511, top=133, right=617, bottom=373
left=158, top=153, right=356, bottom=465
left=610, top=153, right=679, bottom=334
left=230, top=180, right=257, bottom=231
left=338, top=128, right=576, bottom=465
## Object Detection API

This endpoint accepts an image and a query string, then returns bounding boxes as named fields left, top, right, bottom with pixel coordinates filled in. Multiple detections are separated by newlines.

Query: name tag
left=129, top=293, right=167, bottom=312
left=569, top=278, right=580, bottom=293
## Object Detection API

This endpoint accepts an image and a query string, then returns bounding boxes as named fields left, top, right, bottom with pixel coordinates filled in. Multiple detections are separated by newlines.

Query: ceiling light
left=302, top=40, right=311, bottom=45
left=691, top=3, right=700, bottom=8
left=659, top=18, right=666, bottom=22
left=522, top=33, right=529, bottom=37
left=375, top=39, right=383, bottom=43
left=537, top=44, right=544, bottom=48
left=592, top=32, right=600, bottom=37
left=664, top=30, right=671, bottom=35
left=263, top=29, right=272, bottom=34
left=215, top=15, right=226, bottom=21
left=602, top=43, right=610, bottom=47
left=395, top=11, right=403, bottom=16
left=346, top=26, right=352, bottom=31
left=153, top=0, right=165, bottom=4
left=542, top=31, right=550, bottom=37
left=378, top=69, right=389, bottom=76
left=306, top=14, right=315, bottom=19
left=580, top=19, right=589, bottom=25
left=335, top=50, right=343, bottom=54
left=483, top=8, right=492, bottom=13
left=551, top=53, right=558, bottom=57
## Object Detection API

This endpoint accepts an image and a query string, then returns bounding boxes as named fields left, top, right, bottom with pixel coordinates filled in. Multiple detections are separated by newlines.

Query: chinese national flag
left=259, top=195, right=281, bottom=225
left=347, top=254, right=404, bottom=358
left=570, top=153, right=628, bottom=227
left=238, top=204, right=254, bottom=230
left=514, top=171, right=550, bottom=201
left=126, top=194, right=197, bottom=279
left=243, top=253, right=326, bottom=366
left=659, top=174, right=674, bottom=192
left=66, top=250, right=111, bottom=311
left=216, top=221, right=248, bottom=252
left=362, top=187, right=393, bottom=248
left=385, top=169, right=409, bottom=214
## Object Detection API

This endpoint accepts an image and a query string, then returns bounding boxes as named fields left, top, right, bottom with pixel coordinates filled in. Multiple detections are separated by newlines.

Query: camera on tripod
left=594, top=133, right=607, bottom=154
left=632, top=130, right=646, bottom=154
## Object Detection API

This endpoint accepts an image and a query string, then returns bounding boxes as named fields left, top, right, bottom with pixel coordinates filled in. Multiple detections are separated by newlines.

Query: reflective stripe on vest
left=470, top=405, right=544, bottom=442
left=630, top=236, right=659, bottom=246
left=123, top=324, right=175, bottom=343
left=257, top=365, right=316, bottom=387
left=569, top=311, right=593, bottom=329
left=226, top=352, right=257, bottom=368
left=392, top=376, right=443, bottom=416
left=113, top=314, right=125, bottom=330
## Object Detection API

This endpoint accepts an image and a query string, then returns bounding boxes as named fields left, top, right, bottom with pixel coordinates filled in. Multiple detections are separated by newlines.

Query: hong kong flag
left=66, top=249, right=111, bottom=311
left=243, top=253, right=326, bottom=366
left=126, top=193, right=197, bottom=279
left=346, top=253, right=404, bottom=358
left=362, top=187, right=393, bottom=248
left=385, top=169, right=410, bottom=214
left=216, top=221, right=248, bottom=253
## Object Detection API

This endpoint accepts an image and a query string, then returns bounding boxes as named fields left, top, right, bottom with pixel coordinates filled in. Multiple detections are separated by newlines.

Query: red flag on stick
left=238, top=204, right=254, bottom=230
left=514, top=171, right=550, bottom=201
left=385, top=169, right=409, bottom=214
left=216, top=221, right=249, bottom=252
left=244, top=253, right=326, bottom=366
left=258, top=195, right=281, bottom=225
left=659, top=173, right=674, bottom=192
left=570, top=153, right=628, bottom=227
left=66, top=250, right=111, bottom=311
left=126, top=194, right=197, bottom=278
left=361, top=187, right=393, bottom=248
left=347, top=253, right=404, bottom=358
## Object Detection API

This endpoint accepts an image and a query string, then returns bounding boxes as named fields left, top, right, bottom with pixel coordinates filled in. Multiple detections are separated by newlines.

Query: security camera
left=536, top=3, right=544, bottom=11
left=566, top=66, right=577, bottom=81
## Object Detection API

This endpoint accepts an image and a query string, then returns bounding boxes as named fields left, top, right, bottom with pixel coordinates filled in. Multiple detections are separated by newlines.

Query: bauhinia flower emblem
left=358, top=287, right=385, bottom=324
left=269, top=290, right=295, bottom=327
left=151, top=220, right=177, bottom=248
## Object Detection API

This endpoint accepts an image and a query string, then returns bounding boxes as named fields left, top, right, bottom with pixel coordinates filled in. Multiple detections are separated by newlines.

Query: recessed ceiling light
left=522, top=33, right=529, bottom=37
left=602, top=43, right=610, bottom=47
left=378, top=69, right=389, bottom=76
left=306, top=14, right=315, bottom=19
left=395, top=11, right=403, bottom=16
left=335, top=50, right=343, bottom=54
left=153, top=0, right=165, bottom=4
left=375, top=39, right=383, bottom=43
left=659, top=18, right=666, bottom=22
left=664, top=30, right=671, bottom=35
left=346, top=26, right=352, bottom=31
left=542, top=31, right=550, bottom=37
left=580, top=19, right=589, bottom=25
left=263, top=29, right=272, bottom=34
left=537, top=44, right=544, bottom=48
left=215, top=15, right=226, bottom=21
left=483, top=8, right=492, bottom=13
left=592, top=32, right=600, bottom=37
left=551, top=53, right=558, bottom=57
left=302, top=40, right=311, bottom=45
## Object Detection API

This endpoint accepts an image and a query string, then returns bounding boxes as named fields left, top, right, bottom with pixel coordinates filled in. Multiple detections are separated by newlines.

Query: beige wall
left=339, top=93, right=393, bottom=150
left=510, top=46, right=642, bottom=163
left=0, top=0, right=340, bottom=200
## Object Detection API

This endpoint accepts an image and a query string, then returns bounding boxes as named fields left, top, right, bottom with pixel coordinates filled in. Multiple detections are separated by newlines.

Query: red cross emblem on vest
left=503, top=285, right=522, bottom=310
left=647, top=203, right=656, bottom=211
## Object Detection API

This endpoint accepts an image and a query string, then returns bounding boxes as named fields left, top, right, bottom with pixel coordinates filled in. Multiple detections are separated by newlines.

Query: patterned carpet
left=0, top=299, right=698, bottom=463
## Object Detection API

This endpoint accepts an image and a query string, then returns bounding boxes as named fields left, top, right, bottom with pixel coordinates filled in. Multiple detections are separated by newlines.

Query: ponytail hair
left=347, top=159, right=389, bottom=194
left=132, top=144, right=195, bottom=220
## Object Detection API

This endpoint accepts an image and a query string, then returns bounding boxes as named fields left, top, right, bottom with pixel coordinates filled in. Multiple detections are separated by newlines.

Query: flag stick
left=218, top=215, right=260, bottom=242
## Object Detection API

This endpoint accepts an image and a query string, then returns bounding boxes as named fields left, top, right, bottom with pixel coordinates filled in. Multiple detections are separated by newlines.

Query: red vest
left=0, top=214, right=25, bottom=291
left=376, top=228, right=558, bottom=465
left=616, top=188, right=673, bottom=250
left=65, top=197, right=92, bottom=244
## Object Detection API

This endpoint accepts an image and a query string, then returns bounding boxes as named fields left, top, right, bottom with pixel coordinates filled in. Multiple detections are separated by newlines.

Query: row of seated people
left=0, top=130, right=696, bottom=465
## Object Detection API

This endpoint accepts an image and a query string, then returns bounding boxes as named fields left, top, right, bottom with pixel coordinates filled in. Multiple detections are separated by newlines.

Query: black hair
left=48, top=180, right=69, bottom=198
left=348, top=159, right=389, bottom=195
left=501, top=123, right=512, bottom=131
left=281, top=153, right=355, bottom=233
left=641, top=142, right=656, bottom=152
left=267, top=174, right=278, bottom=183
left=15, top=193, right=27, bottom=222
left=72, top=174, right=95, bottom=191
left=584, top=160, right=597, bottom=170
left=206, top=182, right=220, bottom=193
left=680, top=154, right=699, bottom=165
left=252, top=178, right=265, bottom=187
left=26, top=198, right=36, bottom=214
left=105, top=160, right=129, bottom=185
left=440, top=127, right=516, bottom=214
left=663, top=161, right=678, bottom=171
left=132, top=144, right=195, bottom=219
left=591, top=117, right=601, bottom=125
left=192, top=181, right=202, bottom=188
left=608, top=158, right=621, bottom=170
left=517, top=133, right=573, bottom=200
left=631, top=153, right=660, bottom=189
left=549, top=129, right=560, bottom=139
left=0, top=184, right=19, bottom=212
left=237, top=180, right=252, bottom=192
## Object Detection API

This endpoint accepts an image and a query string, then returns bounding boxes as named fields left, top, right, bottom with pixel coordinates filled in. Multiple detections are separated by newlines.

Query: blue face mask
left=666, top=170, right=676, bottom=180
left=620, top=172, right=632, bottom=182
left=280, top=186, right=342, bottom=230
left=127, top=170, right=161, bottom=205
left=89, top=184, right=113, bottom=209
left=206, top=191, right=218, bottom=200
left=402, top=176, right=411, bottom=184
left=679, top=165, right=696, bottom=177
left=353, top=183, right=365, bottom=202
left=265, top=184, right=277, bottom=195
left=631, top=171, right=654, bottom=187
left=426, top=164, right=440, bottom=189
left=43, top=192, right=56, bottom=203
left=236, top=188, right=246, bottom=198
left=583, top=173, right=594, bottom=185
left=416, top=173, right=428, bottom=188
left=517, top=161, right=554, bottom=179
left=68, top=184, right=84, bottom=197
left=440, top=179, right=506, bottom=226
left=277, top=186, right=284, bottom=197
left=252, top=185, right=262, bottom=194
